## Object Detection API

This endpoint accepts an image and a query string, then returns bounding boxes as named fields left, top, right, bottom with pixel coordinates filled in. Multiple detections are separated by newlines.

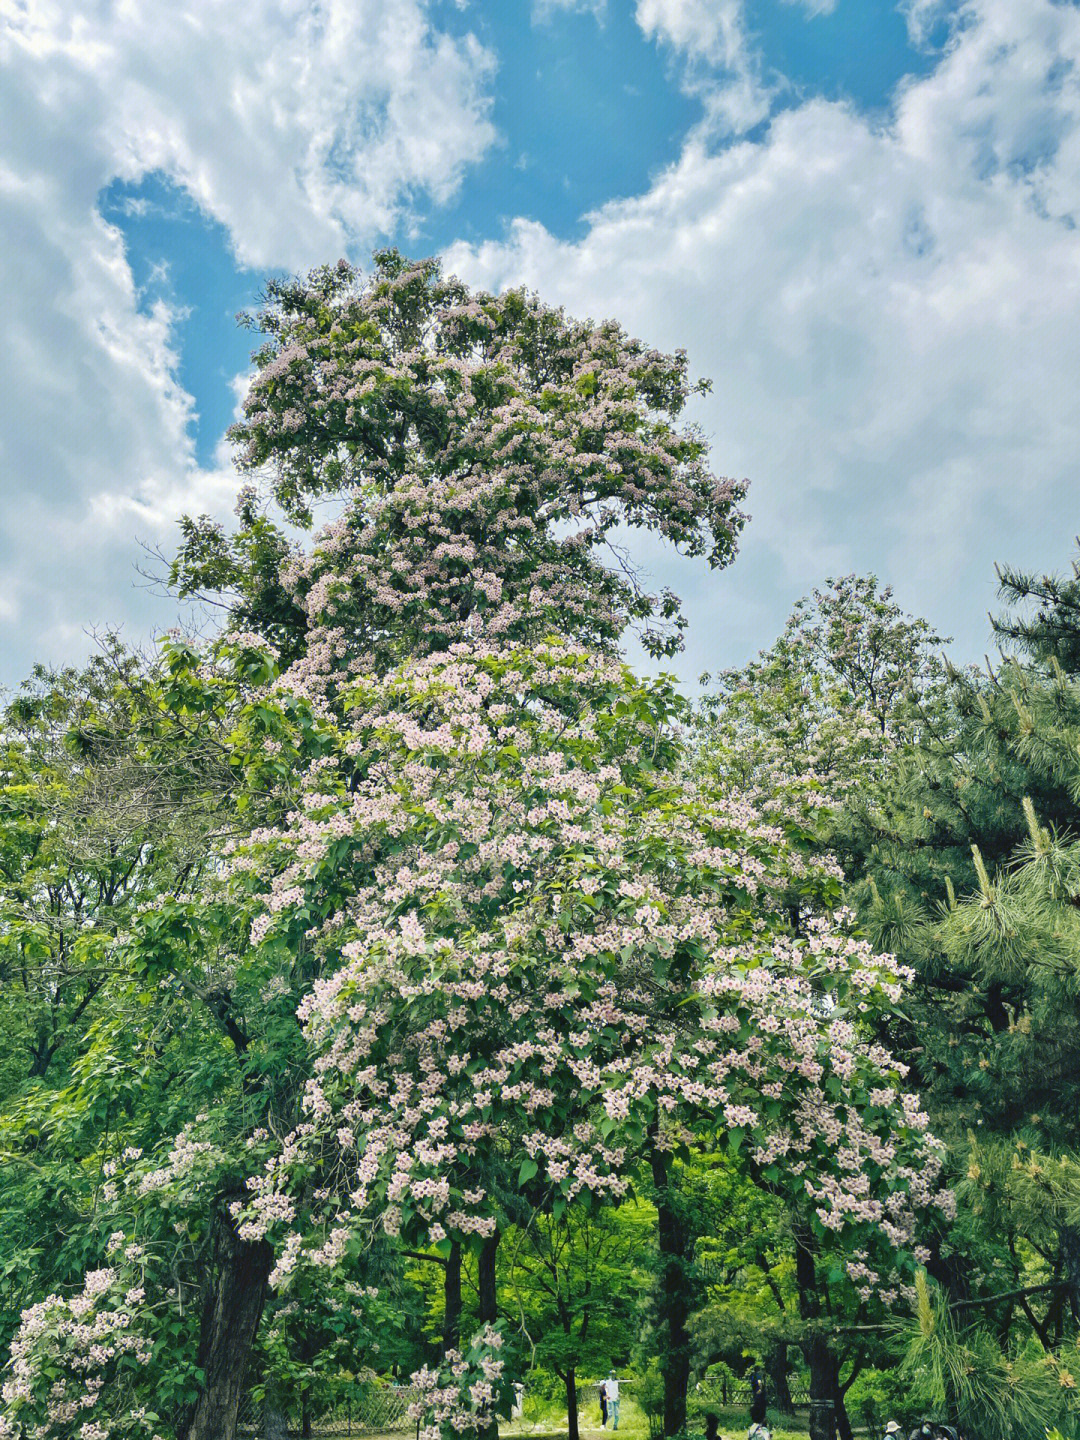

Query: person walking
left=598, top=1377, right=608, bottom=1428
left=606, top=1371, right=620, bottom=1431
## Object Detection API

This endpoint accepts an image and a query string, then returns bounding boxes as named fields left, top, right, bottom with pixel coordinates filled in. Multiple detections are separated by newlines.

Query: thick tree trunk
left=804, top=1339, right=837, bottom=1440
left=565, top=1367, right=579, bottom=1440
left=301, top=1388, right=313, bottom=1439
left=185, top=1210, right=273, bottom=1440
left=766, top=1344, right=793, bottom=1414
left=793, top=1217, right=835, bottom=1440
left=264, top=1403, right=288, bottom=1440
left=445, top=1240, right=463, bottom=1352
left=651, top=1148, right=691, bottom=1438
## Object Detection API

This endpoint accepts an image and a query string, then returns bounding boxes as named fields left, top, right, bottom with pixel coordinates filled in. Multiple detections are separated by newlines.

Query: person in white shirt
left=606, top=1372, right=620, bottom=1430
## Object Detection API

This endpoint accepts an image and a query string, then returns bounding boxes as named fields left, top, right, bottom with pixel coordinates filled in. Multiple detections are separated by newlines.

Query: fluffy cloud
left=447, top=0, right=1080, bottom=676
left=4, top=0, right=1079, bottom=688
left=4, top=0, right=495, bottom=268
left=0, top=0, right=496, bottom=680
left=634, top=0, right=772, bottom=133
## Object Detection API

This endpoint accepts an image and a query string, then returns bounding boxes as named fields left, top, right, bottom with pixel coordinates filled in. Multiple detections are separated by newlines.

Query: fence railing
left=238, top=1375, right=810, bottom=1438
left=237, top=1382, right=419, bottom=1439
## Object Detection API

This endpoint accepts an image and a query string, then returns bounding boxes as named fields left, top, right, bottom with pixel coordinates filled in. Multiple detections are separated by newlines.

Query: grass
left=500, top=1397, right=811, bottom=1440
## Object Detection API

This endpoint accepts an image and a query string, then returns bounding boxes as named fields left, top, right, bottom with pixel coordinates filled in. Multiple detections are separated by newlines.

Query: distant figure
left=884, top=1424, right=902, bottom=1438
left=512, top=1383, right=524, bottom=1419
left=747, top=1425, right=771, bottom=1440
left=598, top=1378, right=608, bottom=1428
left=607, top=1371, right=621, bottom=1431
left=908, top=1424, right=935, bottom=1440
left=749, top=1367, right=767, bottom=1425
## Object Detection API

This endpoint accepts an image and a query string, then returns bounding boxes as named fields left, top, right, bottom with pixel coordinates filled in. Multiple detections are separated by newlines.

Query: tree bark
left=804, top=1338, right=837, bottom=1440
left=766, top=1343, right=794, bottom=1413
left=1061, top=1225, right=1080, bottom=1322
left=565, top=1367, right=579, bottom=1440
left=264, top=1403, right=288, bottom=1440
left=477, top=1231, right=500, bottom=1440
left=184, top=1208, right=273, bottom=1440
left=651, top=1148, right=691, bottom=1438
left=792, top=1217, right=835, bottom=1440
left=478, top=1231, right=499, bottom=1324
left=832, top=1376, right=853, bottom=1440
left=445, top=1241, right=463, bottom=1353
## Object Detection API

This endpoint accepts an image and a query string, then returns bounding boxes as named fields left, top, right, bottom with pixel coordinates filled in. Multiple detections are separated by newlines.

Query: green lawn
left=500, top=1397, right=811, bottom=1440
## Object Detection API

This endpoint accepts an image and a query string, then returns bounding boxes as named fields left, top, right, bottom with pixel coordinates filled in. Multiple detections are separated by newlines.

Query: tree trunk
left=1061, top=1225, right=1080, bottom=1322
left=264, top=1403, right=288, bottom=1440
left=651, top=1148, right=691, bottom=1438
left=302, top=1388, right=313, bottom=1439
left=565, top=1367, right=579, bottom=1440
left=445, top=1241, right=463, bottom=1353
left=478, top=1231, right=499, bottom=1323
left=793, top=1217, right=835, bottom=1440
left=804, top=1338, right=837, bottom=1440
left=832, top=1376, right=853, bottom=1440
left=185, top=1209, right=273, bottom=1440
left=478, top=1231, right=500, bottom=1440
left=766, top=1344, right=793, bottom=1414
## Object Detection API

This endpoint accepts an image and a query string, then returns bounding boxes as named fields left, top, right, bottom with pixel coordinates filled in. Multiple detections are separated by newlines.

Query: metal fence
left=237, top=1382, right=419, bottom=1439
left=694, top=1381, right=810, bottom=1408
left=237, top=1376, right=809, bottom=1438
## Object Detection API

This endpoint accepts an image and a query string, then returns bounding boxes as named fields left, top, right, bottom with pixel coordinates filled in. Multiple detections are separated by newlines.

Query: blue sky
left=2, top=0, right=1079, bottom=687
left=99, top=0, right=943, bottom=468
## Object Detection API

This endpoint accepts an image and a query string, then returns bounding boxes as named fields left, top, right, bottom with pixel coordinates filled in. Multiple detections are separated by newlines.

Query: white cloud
left=634, top=0, right=773, bottom=134
left=635, top=0, right=744, bottom=60
left=446, top=0, right=1080, bottom=677
left=0, top=0, right=496, bottom=681
left=533, top=0, right=607, bottom=19
left=782, top=0, right=838, bottom=15
left=2, top=0, right=496, bottom=268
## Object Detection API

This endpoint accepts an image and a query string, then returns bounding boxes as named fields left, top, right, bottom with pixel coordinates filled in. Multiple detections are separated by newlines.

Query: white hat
left=885, top=1424, right=902, bottom=1436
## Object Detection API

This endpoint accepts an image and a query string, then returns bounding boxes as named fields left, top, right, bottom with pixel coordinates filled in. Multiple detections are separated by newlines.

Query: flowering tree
left=3, top=260, right=949, bottom=1440
left=224, top=636, right=948, bottom=1440
left=173, top=249, right=747, bottom=666
left=1, top=631, right=952, bottom=1440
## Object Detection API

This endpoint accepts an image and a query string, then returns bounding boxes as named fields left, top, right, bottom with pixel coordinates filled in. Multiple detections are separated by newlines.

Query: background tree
left=501, top=1204, right=652, bottom=1440
left=697, top=552, right=1080, bottom=1437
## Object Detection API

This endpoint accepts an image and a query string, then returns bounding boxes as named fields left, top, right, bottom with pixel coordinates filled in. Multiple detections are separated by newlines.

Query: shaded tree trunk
left=478, top=1231, right=499, bottom=1323
left=766, top=1344, right=793, bottom=1414
left=804, top=1337, right=837, bottom=1440
left=1062, top=1225, right=1080, bottom=1322
left=264, top=1402, right=288, bottom=1440
left=185, top=1209, right=273, bottom=1440
left=565, top=1367, right=579, bottom=1440
left=834, top=1349, right=863, bottom=1440
left=478, top=1231, right=500, bottom=1440
left=445, top=1241, right=463, bottom=1353
left=301, top=1389, right=313, bottom=1439
left=651, top=1148, right=691, bottom=1438
left=793, top=1217, right=835, bottom=1440
left=833, top=1377, right=853, bottom=1440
